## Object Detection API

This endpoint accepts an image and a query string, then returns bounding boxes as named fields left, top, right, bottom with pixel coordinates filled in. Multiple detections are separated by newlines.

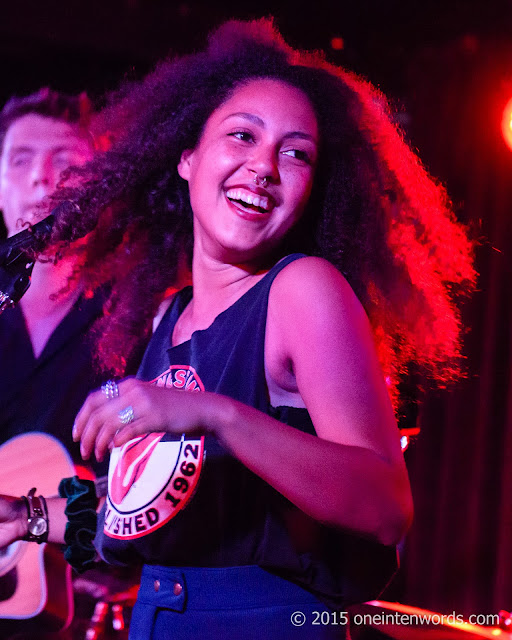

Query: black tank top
left=97, top=254, right=397, bottom=608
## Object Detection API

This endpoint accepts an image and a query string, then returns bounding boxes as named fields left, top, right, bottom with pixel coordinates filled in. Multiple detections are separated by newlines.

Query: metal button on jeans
left=173, top=582, right=183, bottom=596
left=154, top=579, right=160, bottom=592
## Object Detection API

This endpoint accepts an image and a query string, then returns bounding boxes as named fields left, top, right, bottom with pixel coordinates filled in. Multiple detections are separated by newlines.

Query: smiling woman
left=0, top=17, right=475, bottom=640
left=177, top=79, right=318, bottom=265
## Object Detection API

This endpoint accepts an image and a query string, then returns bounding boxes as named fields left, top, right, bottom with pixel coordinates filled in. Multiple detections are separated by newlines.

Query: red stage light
left=330, top=37, right=344, bottom=51
left=501, top=97, right=512, bottom=151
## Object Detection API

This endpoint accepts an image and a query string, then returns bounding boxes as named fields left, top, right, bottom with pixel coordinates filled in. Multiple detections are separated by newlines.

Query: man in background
left=0, top=88, right=107, bottom=472
left=0, top=89, right=135, bottom=639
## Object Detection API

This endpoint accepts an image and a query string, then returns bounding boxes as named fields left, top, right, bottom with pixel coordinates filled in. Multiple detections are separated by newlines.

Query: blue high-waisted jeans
left=129, top=564, right=346, bottom=639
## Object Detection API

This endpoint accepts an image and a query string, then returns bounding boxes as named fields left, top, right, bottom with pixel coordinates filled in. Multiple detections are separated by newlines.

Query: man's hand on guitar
left=0, top=495, right=27, bottom=548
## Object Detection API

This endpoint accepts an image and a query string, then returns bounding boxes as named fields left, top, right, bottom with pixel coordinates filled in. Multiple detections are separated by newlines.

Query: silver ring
left=253, top=173, right=268, bottom=188
left=101, top=380, right=119, bottom=400
left=118, top=405, right=135, bottom=425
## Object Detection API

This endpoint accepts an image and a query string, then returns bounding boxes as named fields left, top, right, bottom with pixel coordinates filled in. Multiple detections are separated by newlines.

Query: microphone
left=0, top=199, right=83, bottom=266
left=0, top=214, right=55, bottom=264
left=0, top=201, right=77, bottom=312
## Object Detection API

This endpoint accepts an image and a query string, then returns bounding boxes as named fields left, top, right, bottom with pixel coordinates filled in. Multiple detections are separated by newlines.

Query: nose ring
left=253, top=173, right=268, bottom=188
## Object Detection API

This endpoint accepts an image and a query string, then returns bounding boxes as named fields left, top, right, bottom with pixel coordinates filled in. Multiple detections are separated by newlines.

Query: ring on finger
left=101, top=380, right=119, bottom=400
left=118, top=405, right=135, bottom=426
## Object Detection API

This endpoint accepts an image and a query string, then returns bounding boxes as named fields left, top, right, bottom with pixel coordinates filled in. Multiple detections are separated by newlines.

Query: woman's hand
left=73, top=378, right=220, bottom=462
left=0, top=495, right=27, bottom=548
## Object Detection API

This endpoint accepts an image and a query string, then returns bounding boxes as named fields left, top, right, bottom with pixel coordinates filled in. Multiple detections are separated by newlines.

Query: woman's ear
left=177, top=149, right=194, bottom=181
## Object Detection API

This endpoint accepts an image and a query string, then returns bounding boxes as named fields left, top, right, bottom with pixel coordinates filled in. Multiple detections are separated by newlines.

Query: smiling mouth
left=225, top=188, right=271, bottom=214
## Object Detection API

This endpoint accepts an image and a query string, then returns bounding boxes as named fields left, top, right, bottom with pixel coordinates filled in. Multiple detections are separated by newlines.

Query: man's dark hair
left=0, top=87, right=93, bottom=153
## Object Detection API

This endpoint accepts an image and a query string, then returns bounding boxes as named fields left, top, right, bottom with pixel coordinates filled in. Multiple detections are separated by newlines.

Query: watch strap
left=22, top=487, right=49, bottom=544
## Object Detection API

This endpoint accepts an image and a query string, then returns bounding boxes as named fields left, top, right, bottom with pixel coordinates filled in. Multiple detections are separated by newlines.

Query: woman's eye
left=229, top=131, right=253, bottom=142
left=283, top=148, right=311, bottom=163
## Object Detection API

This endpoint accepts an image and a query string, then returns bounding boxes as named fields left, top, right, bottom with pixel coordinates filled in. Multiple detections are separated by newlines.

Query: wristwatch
left=23, top=488, right=49, bottom=544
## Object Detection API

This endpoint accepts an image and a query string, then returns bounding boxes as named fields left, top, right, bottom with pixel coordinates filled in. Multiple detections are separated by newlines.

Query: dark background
left=2, top=0, right=511, bottom=99
left=1, top=0, right=511, bottom=623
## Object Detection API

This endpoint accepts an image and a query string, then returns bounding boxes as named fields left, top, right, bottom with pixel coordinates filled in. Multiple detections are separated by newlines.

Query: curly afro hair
left=44, top=18, right=476, bottom=405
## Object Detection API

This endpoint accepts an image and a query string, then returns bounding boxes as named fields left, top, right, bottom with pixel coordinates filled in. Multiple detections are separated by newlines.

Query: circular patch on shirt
left=104, top=365, right=205, bottom=540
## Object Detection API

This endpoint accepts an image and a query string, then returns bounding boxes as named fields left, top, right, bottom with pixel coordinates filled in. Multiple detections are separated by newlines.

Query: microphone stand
left=0, top=251, right=35, bottom=313
left=0, top=215, right=54, bottom=314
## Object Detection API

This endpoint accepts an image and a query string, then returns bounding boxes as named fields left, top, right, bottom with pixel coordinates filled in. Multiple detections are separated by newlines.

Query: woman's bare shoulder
left=269, top=256, right=366, bottom=326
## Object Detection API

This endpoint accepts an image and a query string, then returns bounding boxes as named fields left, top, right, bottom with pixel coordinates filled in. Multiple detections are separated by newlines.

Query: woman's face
left=178, top=78, right=319, bottom=265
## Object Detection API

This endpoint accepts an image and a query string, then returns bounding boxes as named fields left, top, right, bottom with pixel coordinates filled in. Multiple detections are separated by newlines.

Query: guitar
left=0, top=432, right=77, bottom=633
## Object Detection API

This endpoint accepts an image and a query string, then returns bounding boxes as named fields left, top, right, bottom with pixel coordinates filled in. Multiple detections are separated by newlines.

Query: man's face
left=0, top=114, right=93, bottom=237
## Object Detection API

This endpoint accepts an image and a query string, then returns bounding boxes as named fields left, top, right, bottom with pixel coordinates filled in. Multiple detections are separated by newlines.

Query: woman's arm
left=261, top=256, right=413, bottom=542
left=209, top=257, right=412, bottom=545
left=214, top=405, right=410, bottom=546
left=74, top=258, right=412, bottom=546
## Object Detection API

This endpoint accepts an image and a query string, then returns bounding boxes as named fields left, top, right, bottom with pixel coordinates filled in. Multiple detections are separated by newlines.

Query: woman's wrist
left=12, top=497, right=29, bottom=540
left=201, top=392, right=244, bottom=447
left=199, top=391, right=237, bottom=441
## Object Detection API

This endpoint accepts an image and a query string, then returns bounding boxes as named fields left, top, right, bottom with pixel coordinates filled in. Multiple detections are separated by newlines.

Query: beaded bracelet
left=58, top=476, right=99, bottom=574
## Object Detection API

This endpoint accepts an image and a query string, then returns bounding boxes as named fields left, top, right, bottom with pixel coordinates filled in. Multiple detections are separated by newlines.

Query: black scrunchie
left=58, top=476, right=99, bottom=574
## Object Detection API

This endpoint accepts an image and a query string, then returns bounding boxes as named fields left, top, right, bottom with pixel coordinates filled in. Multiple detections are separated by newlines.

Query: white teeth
left=226, top=188, right=270, bottom=212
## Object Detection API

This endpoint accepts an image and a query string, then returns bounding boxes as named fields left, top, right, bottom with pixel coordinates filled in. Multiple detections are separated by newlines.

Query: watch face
left=28, top=517, right=47, bottom=536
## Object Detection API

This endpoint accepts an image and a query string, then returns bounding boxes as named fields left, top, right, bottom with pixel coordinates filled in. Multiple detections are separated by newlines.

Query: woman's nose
left=247, top=145, right=279, bottom=185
